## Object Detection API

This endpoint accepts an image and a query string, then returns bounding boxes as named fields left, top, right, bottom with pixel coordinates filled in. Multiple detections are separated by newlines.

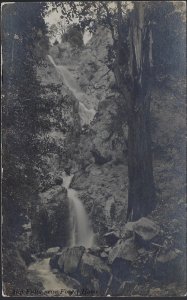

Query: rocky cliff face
left=7, top=24, right=185, bottom=297
left=31, top=25, right=185, bottom=251
left=30, top=26, right=129, bottom=247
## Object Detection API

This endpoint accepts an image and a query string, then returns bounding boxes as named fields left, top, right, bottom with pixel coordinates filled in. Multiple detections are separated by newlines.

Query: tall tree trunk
left=127, top=90, right=155, bottom=221
left=114, top=2, right=156, bottom=221
left=126, top=2, right=155, bottom=221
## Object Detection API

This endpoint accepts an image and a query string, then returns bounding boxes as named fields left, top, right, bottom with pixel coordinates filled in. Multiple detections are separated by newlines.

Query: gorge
left=2, top=2, right=186, bottom=297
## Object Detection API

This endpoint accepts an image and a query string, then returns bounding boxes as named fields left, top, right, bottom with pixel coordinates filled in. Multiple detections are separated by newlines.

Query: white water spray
left=28, top=258, right=69, bottom=295
left=63, top=173, right=94, bottom=248
left=47, top=55, right=96, bottom=126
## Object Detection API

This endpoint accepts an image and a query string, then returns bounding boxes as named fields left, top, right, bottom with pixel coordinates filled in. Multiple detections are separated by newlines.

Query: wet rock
left=108, top=238, right=138, bottom=281
left=80, top=252, right=110, bottom=275
left=104, top=231, right=120, bottom=247
left=88, top=246, right=103, bottom=256
left=64, top=247, right=85, bottom=274
left=49, top=253, right=62, bottom=269
left=46, top=247, right=60, bottom=255
left=56, top=272, right=81, bottom=289
left=58, top=246, right=85, bottom=274
left=36, top=251, right=58, bottom=259
left=108, top=238, right=138, bottom=264
left=79, top=252, right=111, bottom=288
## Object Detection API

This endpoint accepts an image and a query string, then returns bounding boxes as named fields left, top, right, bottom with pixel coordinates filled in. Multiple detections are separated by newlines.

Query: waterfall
left=47, top=55, right=96, bottom=126
left=63, top=173, right=94, bottom=248
left=47, top=54, right=95, bottom=247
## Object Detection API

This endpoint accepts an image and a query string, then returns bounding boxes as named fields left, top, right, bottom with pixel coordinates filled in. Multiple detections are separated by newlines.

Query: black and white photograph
left=1, top=1, right=186, bottom=297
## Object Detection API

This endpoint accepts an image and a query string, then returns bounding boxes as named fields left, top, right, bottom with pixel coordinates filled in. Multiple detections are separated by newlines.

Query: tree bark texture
left=126, top=2, right=156, bottom=221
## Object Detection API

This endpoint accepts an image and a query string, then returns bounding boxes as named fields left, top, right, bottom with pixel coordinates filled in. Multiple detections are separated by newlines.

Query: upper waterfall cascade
left=47, top=55, right=96, bottom=126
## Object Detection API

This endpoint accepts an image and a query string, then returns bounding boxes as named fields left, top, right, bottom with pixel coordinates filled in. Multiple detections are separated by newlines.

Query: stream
left=27, top=54, right=96, bottom=295
left=28, top=172, right=94, bottom=295
left=28, top=258, right=69, bottom=296
left=28, top=57, right=96, bottom=293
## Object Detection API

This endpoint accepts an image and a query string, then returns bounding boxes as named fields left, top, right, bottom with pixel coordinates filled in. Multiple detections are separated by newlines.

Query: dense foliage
left=2, top=2, right=49, bottom=290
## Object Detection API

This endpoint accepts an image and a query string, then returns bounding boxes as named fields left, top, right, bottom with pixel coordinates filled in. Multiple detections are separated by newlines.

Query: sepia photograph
left=1, top=1, right=186, bottom=297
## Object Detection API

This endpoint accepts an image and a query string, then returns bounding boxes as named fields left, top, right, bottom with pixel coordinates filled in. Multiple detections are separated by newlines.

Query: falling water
left=28, top=258, right=69, bottom=295
left=47, top=55, right=96, bottom=126
left=63, top=173, right=94, bottom=248
left=47, top=55, right=95, bottom=247
left=27, top=55, right=95, bottom=293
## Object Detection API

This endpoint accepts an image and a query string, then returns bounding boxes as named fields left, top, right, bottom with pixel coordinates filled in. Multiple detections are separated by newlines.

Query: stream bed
left=28, top=257, right=72, bottom=297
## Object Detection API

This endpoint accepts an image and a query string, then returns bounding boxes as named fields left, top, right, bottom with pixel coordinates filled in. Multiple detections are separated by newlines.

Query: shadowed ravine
left=28, top=66, right=95, bottom=292
left=28, top=172, right=94, bottom=294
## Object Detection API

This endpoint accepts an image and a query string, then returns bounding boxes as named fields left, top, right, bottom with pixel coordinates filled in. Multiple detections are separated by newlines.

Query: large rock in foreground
left=133, top=217, right=160, bottom=241
left=79, top=252, right=111, bottom=290
left=58, top=246, right=85, bottom=274
left=124, top=217, right=160, bottom=241
left=108, top=238, right=138, bottom=264
left=154, top=248, right=183, bottom=281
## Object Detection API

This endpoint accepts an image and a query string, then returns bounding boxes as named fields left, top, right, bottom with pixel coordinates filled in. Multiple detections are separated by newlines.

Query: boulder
left=88, top=246, right=103, bottom=256
left=104, top=231, right=120, bottom=247
left=79, top=252, right=111, bottom=288
left=46, top=247, right=60, bottom=255
left=121, top=227, right=134, bottom=240
left=133, top=217, right=160, bottom=241
left=156, top=249, right=182, bottom=263
left=50, top=253, right=62, bottom=269
left=64, top=246, right=85, bottom=274
left=58, top=246, right=85, bottom=274
left=154, top=248, right=183, bottom=281
left=56, top=272, right=81, bottom=290
left=124, top=222, right=134, bottom=232
left=108, top=238, right=138, bottom=264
